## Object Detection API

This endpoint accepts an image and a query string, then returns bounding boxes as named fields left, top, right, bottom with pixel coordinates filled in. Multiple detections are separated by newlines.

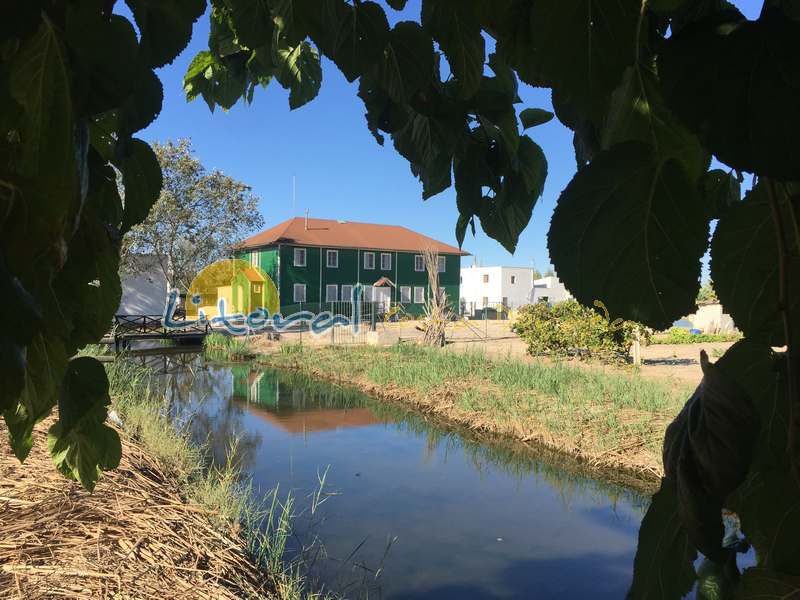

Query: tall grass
left=105, top=358, right=327, bottom=599
left=258, top=343, right=692, bottom=476
left=204, top=331, right=253, bottom=361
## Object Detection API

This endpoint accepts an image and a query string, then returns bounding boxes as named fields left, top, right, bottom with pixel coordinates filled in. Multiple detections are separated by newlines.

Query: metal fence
left=461, top=301, right=513, bottom=321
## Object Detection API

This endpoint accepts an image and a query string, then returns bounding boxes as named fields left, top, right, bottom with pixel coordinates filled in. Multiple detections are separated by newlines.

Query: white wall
left=459, top=265, right=535, bottom=313
left=118, top=265, right=168, bottom=316
left=531, top=276, right=573, bottom=304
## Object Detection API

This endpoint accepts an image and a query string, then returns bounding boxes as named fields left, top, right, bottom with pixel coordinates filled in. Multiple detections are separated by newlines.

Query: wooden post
left=632, top=327, right=642, bottom=366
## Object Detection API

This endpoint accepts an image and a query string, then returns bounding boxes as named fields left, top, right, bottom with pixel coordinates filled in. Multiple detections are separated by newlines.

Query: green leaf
left=737, top=568, right=800, bottom=599
left=122, top=65, right=163, bottom=134
left=65, top=9, right=139, bottom=115
left=659, top=10, right=800, bottom=180
left=603, top=64, right=709, bottom=180
left=4, top=334, right=69, bottom=461
left=126, top=0, right=206, bottom=68
left=627, top=481, right=698, bottom=600
left=700, top=169, right=740, bottom=220
left=496, top=0, right=640, bottom=123
left=477, top=136, right=546, bottom=253
left=711, top=182, right=800, bottom=344
left=116, top=138, right=163, bottom=234
left=648, top=0, right=690, bottom=13
left=48, top=357, right=121, bottom=491
left=519, top=108, right=554, bottom=130
left=9, top=16, right=76, bottom=196
left=274, top=39, right=323, bottom=109
left=421, top=0, right=485, bottom=99
left=223, top=0, right=274, bottom=48
left=548, top=141, right=709, bottom=330
left=330, top=1, right=389, bottom=82
left=377, top=21, right=435, bottom=104
left=385, top=0, right=408, bottom=9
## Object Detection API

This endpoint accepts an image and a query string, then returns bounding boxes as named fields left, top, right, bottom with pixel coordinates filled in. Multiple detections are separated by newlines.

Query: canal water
left=161, top=361, right=650, bottom=599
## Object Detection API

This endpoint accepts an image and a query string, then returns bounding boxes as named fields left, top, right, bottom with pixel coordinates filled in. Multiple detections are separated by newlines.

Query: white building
left=459, top=265, right=536, bottom=315
left=118, top=255, right=169, bottom=316
left=531, top=275, right=573, bottom=305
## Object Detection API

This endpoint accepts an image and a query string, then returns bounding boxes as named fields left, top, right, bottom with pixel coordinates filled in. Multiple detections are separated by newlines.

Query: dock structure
left=113, top=314, right=211, bottom=352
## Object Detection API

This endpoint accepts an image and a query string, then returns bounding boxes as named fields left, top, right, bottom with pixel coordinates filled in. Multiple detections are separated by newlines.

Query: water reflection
left=160, top=362, right=651, bottom=599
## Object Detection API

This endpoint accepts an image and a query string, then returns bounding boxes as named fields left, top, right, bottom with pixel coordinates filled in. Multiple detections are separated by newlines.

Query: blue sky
left=138, top=0, right=762, bottom=271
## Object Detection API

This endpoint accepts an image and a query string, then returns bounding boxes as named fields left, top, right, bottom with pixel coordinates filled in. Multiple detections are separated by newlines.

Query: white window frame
left=250, top=251, right=259, bottom=267
left=325, top=284, right=338, bottom=302
left=400, top=286, right=411, bottom=303
left=414, top=255, right=424, bottom=272
left=341, top=285, right=353, bottom=302
left=414, top=286, right=425, bottom=304
left=293, top=283, right=307, bottom=303
left=326, top=249, right=338, bottom=268
left=293, top=248, right=306, bottom=267
left=380, top=252, right=392, bottom=270
left=363, top=251, right=375, bottom=270
left=437, top=256, right=446, bottom=273
left=363, top=285, right=374, bottom=302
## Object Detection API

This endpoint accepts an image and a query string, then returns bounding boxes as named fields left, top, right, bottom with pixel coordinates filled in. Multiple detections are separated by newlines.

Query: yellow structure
left=187, top=259, right=279, bottom=319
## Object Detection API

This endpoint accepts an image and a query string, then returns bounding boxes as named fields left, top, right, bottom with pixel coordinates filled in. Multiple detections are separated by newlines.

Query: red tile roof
left=238, top=217, right=469, bottom=255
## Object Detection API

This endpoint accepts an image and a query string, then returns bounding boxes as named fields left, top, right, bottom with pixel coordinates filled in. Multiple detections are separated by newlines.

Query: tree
left=121, top=139, right=264, bottom=293
left=4, top=2, right=800, bottom=595
left=697, top=279, right=718, bottom=304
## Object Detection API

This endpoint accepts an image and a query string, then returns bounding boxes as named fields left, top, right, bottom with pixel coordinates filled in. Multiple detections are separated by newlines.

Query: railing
left=113, top=314, right=211, bottom=352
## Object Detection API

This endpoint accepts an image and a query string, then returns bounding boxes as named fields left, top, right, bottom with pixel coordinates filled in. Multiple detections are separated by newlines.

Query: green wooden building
left=236, top=217, right=467, bottom=316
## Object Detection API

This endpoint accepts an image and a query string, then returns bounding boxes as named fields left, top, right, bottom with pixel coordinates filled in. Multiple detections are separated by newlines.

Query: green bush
left=651, top=327, right=742, bottom=345
left=511, top=300, right=646, bottom=361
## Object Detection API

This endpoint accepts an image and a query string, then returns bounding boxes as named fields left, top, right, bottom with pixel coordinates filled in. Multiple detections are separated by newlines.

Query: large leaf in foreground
left=711, top=182, right=800, bottom=344
left=627, top=481, right=697, bottom=600
left=125, top=0, right=206, bottom=68
left=497, top=0, right=639, bottom=122
left=422, top=0, right=485, bottom=99
left=548, top=141, right=709, bottom=330
left=274, top=39, right=323, bottom=110
left=660, top=9, right=800, bottom=180
left=48, top=357, right=121, bottom=492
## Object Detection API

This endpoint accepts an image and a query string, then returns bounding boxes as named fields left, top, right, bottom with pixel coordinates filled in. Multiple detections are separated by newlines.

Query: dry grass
left=0, top=419, right=270, bottom=600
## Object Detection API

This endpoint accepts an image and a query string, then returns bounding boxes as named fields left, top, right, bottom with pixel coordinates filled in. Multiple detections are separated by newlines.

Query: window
left=250, top=251, right=258, bottom=267
left=325, top=284, right=338, bottom=302
left=438, top=287, right=446, bottom=302
left=363, top=252, right=375, bottom=270
left=326, top=249, right=338, bottom=268
left=437, top=256, right=446, bottom=273
left=400, top=286, right=411, bottom=303
left=539, top=296, right=549, bottom=303
left=414, top=286, right=425, bottom=304
left=511, top=275, right=516, bottom=284
left=460, top=276, right=463, bottom=284
left=380, top=252, right=392, bottom=270
left=414, top=255, right=424, bottom=271
left=482, top=296, right=489, bottom=307
left=253, top=284, right=262, bottom=293
left=293, top=248, right=306, bottom=267
left=293, top=284, right=306, bottom=303
left=363, top=285, right=374, bottom=302
left=482, top=274, right=489, bottom=283
left=502, top=296, right=508, bottom=307
left=341, top=285, right=353, bottom=302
